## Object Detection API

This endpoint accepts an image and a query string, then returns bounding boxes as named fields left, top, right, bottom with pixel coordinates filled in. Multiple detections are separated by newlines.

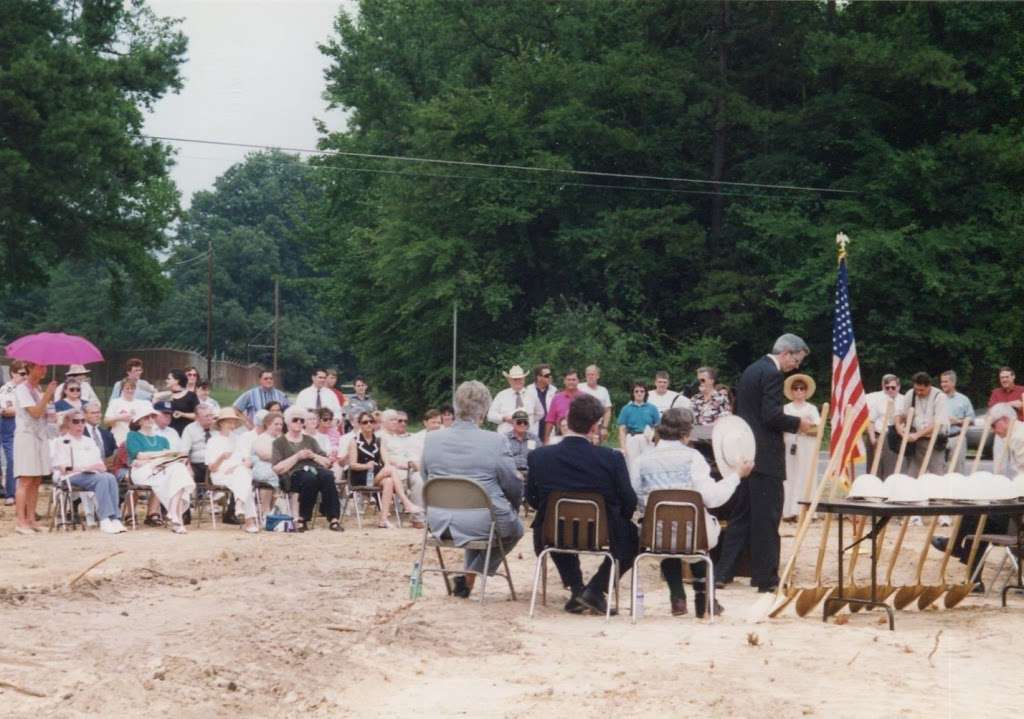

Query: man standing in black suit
left=716, top=333, right=814, bottom=593
left=527, top=394, right=638, bottom=615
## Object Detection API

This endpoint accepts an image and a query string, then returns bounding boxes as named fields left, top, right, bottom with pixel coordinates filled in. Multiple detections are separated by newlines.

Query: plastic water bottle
left=635, top=588, right=645, bottom=618
left=367, top=465, right=375, bottom=487
left=409, top=561, right=423, bottom=599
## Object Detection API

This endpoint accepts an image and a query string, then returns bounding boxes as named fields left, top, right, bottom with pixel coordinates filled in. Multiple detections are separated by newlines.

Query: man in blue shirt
left=940, top=370, right=974, bottom=473
left=233, top=370, right=290, bottom=425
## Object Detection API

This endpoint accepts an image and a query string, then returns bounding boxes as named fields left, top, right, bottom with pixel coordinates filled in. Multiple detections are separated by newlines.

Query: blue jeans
left=0, top=416, right=14, bottom=498
left=68, top=471, right=121, bottom=521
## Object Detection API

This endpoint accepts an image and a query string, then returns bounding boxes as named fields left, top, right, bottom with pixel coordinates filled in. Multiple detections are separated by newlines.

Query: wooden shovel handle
left=800, top=402, right=829, bottom=504
left=884, top=519, right=910, bottom=586
left=894, top=407, right=915, bottom=476
left=912, top=517, right=941, bottom=583
left=936, top=516, right=963, bottom=584
left=958, top=514, right=989, bottom=584
left=915, top=423, right=941, bottom=479
left=947, top=417, right=971, bottom=470
left=869, top=400, right=893, bottom=477
left=969, top=418, right=991, bottom=475
left=846, top=517, right=866, bottom=584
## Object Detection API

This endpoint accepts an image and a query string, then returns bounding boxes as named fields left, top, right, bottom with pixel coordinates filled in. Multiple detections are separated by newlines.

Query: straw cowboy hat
left=502, top=365, right=528, bottom=380
left=783, top=373, right=816, bottom=402
left=213, top=407, right=243, bottom=427
left=66, top=364, right=91, bottom=376
left=711, top=415, right=756, bottom=477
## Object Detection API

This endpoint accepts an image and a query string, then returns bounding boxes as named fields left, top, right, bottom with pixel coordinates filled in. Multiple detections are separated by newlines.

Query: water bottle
left=635, top=588, right=645, bottom=618
left=367, top=465, right=375, bottom=487
left=409, top=561, right=423, bottom=599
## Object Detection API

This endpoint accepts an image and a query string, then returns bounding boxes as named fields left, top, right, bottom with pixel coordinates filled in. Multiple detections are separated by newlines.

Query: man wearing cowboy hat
left=488, top=365, right=537, bottom=436
left=716, top=333, right=814, bottom=593
left=55, top=365, right=99, bottom=405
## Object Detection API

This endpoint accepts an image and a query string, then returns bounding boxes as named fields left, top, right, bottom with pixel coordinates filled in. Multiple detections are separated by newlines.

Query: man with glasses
left=488, top=364, right=535, bottom=436
left=111, top=358, right=158, bottom=402
left=233, top=370, right=290, bottom=425
left=525, top=364, right=556, bottom=438
left=865, top=374, right=901, bottom=478
left=0, top=361, right=27, bottom=504
left=504, top=409, right=539, bottom=478
left=296, top=368, right=342, bottom=416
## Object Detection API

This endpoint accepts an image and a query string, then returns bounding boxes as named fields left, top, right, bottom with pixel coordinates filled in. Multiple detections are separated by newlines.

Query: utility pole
left=273, top=277, right=280, bottom=375
left=206, top=236, right=213, bottom=382
left=451, top=299, right=457, bottom=404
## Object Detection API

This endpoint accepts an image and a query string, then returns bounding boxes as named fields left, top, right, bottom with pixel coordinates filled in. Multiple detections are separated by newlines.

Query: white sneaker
left=99, top=518, right=121, bottom=534
left=111, top=519, right=128, bottom=533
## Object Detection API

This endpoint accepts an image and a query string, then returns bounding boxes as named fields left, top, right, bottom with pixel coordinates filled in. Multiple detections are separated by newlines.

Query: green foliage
left=0, top=0, right=186, bottom=293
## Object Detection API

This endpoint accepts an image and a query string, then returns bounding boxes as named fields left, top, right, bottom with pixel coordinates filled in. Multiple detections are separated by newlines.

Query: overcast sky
left=144, top=0, right=356, bottom=205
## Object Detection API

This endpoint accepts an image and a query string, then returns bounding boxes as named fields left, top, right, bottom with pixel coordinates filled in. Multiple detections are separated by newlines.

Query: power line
left=147, top=134, right=857, bottom=195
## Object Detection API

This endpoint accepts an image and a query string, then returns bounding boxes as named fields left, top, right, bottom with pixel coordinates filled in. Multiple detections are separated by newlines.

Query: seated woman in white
left=126, top=406, right=194, bottom=534
left=106, top=380, right=152, bottom=445
left=205, top=407, right=258, bottom=533
left=633, top=407, right=752, bottom=618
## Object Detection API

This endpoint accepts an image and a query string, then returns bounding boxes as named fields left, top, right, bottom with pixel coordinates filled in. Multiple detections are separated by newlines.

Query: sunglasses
left=359, top=419, right=373, bottom=425
left=66, top=387, right=81, bottom=392
left=70, top=418, right=85, bottom=424
left=514, top=420, right=529, bottom=425
left=540, top=373, right=551, bottom=378
left=289, top=418, right=305, bottom=424
left=320, top=417, right=332, bottom=422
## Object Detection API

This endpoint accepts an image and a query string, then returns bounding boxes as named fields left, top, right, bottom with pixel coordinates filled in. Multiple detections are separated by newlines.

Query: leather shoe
left=451, top=576, right=471, bottom=598
left=670, top=598, right=688, bottom=616
left=577, top=587, right=617, bottom=616
left=931, top=536, right=949, bottom=553
left=695, top=592, right=724, bottom=618
left=757, top=584, right=779, bottom=594
left=971, top=581, right=985, bottom=595
left=564, top=588, right=585, bottom=614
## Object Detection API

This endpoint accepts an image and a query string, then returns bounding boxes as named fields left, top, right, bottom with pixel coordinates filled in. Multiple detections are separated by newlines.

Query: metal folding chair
left=416, top=477, right=516, bottom=604
left=969, top=532, right=1022, bottom=598
left=51, top=472, right=94, bottom=531
left=630, top=489, right=716, bottom=623
left=340, top=471, right=402, bottom=528
left=529, top=491, right=619, bottom=620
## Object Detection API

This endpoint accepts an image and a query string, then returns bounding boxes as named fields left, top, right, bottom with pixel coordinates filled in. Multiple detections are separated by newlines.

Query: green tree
left=0, top=0, right=187, bottom=298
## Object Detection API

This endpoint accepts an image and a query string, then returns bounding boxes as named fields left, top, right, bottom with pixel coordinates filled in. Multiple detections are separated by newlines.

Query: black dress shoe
left=757, top=584, right=779, bottom=594
left=578, top=587, right=617, bottom=616
left=564, top=588, right=585, bottom=614
left=451, top=576, right=471, bottom=598
left=671, top=597, right=688, bottom=616
left=695, top=592, right=724, bottom=618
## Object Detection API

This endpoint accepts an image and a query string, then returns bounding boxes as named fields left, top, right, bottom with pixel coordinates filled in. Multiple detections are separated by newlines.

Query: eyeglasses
left=319, top=417, right=332, bottom=423
left=15, top=371, right=27, bottom=376
left=884, top=385, right=898, bottom=391
left=540, top=373, right=551, bottom=378
left=289, top=418, right=305, bottom=424
left=396, top=419, right=408, bottom=424
left=66, top=387, right=81, bottom=392
left=359, top=419, right=373, bottom=425
left=792, top=386, right=806, bottom=392
left=70, top=419, right=85, bottom=425
left=514, top=420, right=529, bottom=425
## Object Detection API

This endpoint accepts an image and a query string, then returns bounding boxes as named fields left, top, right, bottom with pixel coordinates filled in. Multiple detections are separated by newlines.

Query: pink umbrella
left=5, top=332, right=104, bottom=366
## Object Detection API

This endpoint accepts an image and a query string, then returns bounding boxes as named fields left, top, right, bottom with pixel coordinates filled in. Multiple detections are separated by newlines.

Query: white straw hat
left=711, top=415, right=756, bottom=476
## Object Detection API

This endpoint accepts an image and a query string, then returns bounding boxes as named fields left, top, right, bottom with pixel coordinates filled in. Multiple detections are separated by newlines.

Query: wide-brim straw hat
left=66, top=364, right=91, bottom=376
left=711, top=415, right=756, bottom=476
left=784, top=373, right=816, bottom=401
left=213, top=407, right=243, bottom=427
left=502, top=364, right=528, bottom=380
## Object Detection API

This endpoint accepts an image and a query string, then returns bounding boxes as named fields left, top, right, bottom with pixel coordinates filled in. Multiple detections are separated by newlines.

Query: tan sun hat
left=66, top=364, right=91, bottom=376
left=130, top=403, right=159, bottom=423
left=502, top=365, right=528, bottom=380
left=784, top=373, right=816, bottom=401
left=213, top=407, right=243, bottom=428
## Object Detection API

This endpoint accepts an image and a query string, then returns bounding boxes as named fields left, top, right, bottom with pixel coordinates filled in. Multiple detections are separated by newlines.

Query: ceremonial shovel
left=873, top=406, right=916, bottom=604
left=756, top=417, right=856, bottom=622
left=892, top=427, right=941, bottom=609
left=915, top=419, right=971, bottom=610
left=944, top=418, right=994, bottom=609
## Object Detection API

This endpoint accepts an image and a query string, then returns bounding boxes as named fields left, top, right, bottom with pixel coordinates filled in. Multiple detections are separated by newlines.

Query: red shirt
left=987, top=384, right=1024, bottom=419
left=545, top=389, right=580, bottom=435
left=330, top=388, right=347, bottom=407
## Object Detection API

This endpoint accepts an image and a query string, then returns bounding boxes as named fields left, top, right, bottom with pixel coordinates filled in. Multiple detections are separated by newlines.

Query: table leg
left=1002, top=512, right=1024, bottom=607
left=823, top=513, right=845, bottom=622
left=825, top=512, right=895, bottom=630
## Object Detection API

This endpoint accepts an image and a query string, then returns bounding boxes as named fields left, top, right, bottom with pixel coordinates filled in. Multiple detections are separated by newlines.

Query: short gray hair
left=454, top=380, right=492, bottom=424
left=772, top=333, right=810, bottom=355
left=989, top=403, right=1017, bottom=425
left=656, top=407, right=694, bottom=441
left=380, top=408, right=399, bottom=423
left=941, top=370, right=957, bottom=384
left=881, top=374, right=898, bottom=387
left=84, top=401, right=101, bottom=412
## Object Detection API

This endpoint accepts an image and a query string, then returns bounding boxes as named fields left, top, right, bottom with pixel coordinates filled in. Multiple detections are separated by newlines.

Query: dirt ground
left=0, top=494, right=1020, bottom=718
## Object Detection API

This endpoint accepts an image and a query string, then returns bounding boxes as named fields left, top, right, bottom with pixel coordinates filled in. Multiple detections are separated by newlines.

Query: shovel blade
left=943, top=584, right=973, bottom=609
left=794, top=586, right=832, bottom=618
left=892, top=585, right=922, bottom=610
left=768, top=586, right=801, bottom=618
left=916, top=586, right=945, bottom=611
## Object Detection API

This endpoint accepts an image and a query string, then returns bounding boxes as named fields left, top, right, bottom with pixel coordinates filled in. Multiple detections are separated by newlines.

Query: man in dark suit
left=526, top=394, right=638, bottom=615
left=83, top=402, right=117, bottom=462
left=716, top=334, right=814, bottom=592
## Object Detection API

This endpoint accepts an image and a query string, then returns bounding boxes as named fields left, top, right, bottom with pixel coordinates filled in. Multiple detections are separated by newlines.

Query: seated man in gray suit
left=422, top=380, right=524, bottom=599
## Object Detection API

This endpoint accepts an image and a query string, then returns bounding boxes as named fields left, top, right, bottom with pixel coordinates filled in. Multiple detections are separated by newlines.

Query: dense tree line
left=311, top=0, right=1024, bottom=411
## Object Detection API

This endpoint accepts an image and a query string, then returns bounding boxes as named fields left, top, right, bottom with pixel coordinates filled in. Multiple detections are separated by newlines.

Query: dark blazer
left=526, top=436, right=637, bottom=549
left=86, top=423, right=117, bottom=459
left=735, top=355, right=802, bottom=480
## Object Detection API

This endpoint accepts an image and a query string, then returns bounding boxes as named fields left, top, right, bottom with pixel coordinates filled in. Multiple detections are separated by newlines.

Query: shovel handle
left=915, top=425, right=941, bottom=479
left=799, top=402, right=829, bottom=524
left=959, top=514, right=989, bottom=585
left=947, top=417, right=971, bottom=470
left=884, top=519, right=910, bottom=586
left=936, top=516, right=963, bottom=584
left=912, top=517, right=941, bottom=583
left=969, top=418, right=991, bottom=475
left=869, top=400, right=892, bottom=477
left=893, top=407, right=915, bottom=476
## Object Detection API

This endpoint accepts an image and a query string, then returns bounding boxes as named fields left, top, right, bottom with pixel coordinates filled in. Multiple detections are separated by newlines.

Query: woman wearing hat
left=782, top=374, right=821, bottom=521
left=55, top=365, right=99, bottom=405
left=206, top=408, right=258, bottom=533
left=126, top=406, right=195, bottom=534
left=104, top=380, right=153, bottom=445
left=54, top=378, right=87, bottom=413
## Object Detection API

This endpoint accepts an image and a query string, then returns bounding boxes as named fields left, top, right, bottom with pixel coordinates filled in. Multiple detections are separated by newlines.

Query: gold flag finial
left=836, top=232, right=850, bottom=261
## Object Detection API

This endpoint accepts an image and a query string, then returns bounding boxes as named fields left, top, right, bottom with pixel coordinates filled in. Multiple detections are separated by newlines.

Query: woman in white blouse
left=205, top=408, right=258, bottom=533
left=105, top=380, right=152, bottom=445
left=13, top=362, right=57, bottom=534
left=782, top=374, right=821, bottom=522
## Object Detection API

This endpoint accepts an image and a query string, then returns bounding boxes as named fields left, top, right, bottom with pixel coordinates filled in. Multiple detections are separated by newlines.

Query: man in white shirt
left=895, top=372, right=949, bottom=476
left=180, top=406, right=216, bottom=485
left=52, top=410, right=126, bottom=533
left=578, top=364, right=613, bottom=441
left=487, top=364, right=535, bottom=436
left=295, top=369, right=342, bottom=415
left=153, top=401, right=182, bottom=451
left=649, top=371, right=690, bottom=415
left=381, top=409, right=425, bottom=528
left=525, top=364, right=556, bottom=438
left=864, top=374, right=901, bottom=478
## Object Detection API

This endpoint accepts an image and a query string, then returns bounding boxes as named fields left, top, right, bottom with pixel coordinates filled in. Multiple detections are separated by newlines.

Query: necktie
left=204, top=429, right=211, bottom=444
left=90, top=426, right=103, bottom=453
left=316, top=389, right=322, bottom=409
left=515, top=391, right=523, bottom=409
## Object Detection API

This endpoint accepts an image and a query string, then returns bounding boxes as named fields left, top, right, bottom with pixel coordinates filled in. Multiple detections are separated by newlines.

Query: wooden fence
left=94, top=348, right=263, bottom=392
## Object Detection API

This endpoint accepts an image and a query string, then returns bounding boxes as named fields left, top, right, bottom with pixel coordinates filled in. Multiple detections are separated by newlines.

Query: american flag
left=830, top=250, right=870, bottom=471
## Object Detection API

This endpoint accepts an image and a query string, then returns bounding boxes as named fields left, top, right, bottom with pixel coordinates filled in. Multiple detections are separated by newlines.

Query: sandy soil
left=0, top=495, right=1020, bottom=718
